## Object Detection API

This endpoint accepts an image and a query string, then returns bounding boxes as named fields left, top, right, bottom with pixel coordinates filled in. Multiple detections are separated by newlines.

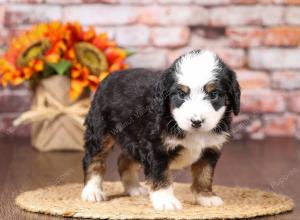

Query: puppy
left=81, top=50, right=241, bottom=211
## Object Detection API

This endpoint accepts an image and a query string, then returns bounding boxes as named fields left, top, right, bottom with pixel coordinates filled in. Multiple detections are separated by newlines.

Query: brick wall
left=0, top=0, right=300, bottom=139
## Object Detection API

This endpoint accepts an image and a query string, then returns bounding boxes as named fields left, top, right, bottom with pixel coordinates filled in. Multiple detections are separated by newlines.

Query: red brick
left=232, top=114, right=250, bottom=139
left=8, top=0, right=44, bottom=3
left=263, top=0, right=300, bottom=4
left=272, top=71, right=300, bottom=90
left=193, top=0, right=230, bottom=5
left=0, top=113, right=30, bottom=138
left=232, top=114, right=265, bottom=139
left=236, top=70, right=270, bottom=89
left=119, top=0, right=152, bottom=4
left=4, top=83, right=30, bottom=92
left=0, top=92, right=31, bottom=113
left=127, top=48, right=168, bottom=69
left=5, top=26, right=30, bottom=41
left=167, top=47, right=193, bottom=65
left=247, top=119, right=265, bottom=139
left=46, top=0, right=82, bottom=3
left=263, top=113, right=297, bottom=137
left=230, top=0, right=258, bottom=3
left=189, top=27, right=231, bottom=47
left=288, top=90, right=300, bottom=113
left=189, top=35, right=231, bottom=48
left=151, top=27, right=190, bottom=48
left=282, top=0, right=300, bottom=4
left=167, top=47, right=245, bottom=68
left=5, top=5, right=62, bottom=26
left=241, top=89, right=286, bottom=113
left=63, top=5, right=139, bottom=25
left=0, top=6, right=5, bottom=25
left=95, top=26, right=115, bottom=38
left=297, top=118, right=300, bottom=139
left=158, top=0, right=192, bottom=4
left=0, top=27, right=9, bottom=46
left=226, top=27, right=262, bottom=47
left=209, top=6, right=284, bottom=26
left=138, top=6, right=209, bottom=26
left=227, top=27, right=300, bottom=47
left=114, top=25, right=150, bottom=47
left=212, top=48, right=246, bottom=68
left=285, top=6, right=300, bottom=25
left=201, top=0, right=266, bottom=4
left=249, top=48, right=300, bottom=69
left=264, top=27, right=300, bottom=46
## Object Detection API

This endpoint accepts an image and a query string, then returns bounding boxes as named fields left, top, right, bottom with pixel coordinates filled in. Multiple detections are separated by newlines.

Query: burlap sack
left=14, top=76, right=90, bottom=151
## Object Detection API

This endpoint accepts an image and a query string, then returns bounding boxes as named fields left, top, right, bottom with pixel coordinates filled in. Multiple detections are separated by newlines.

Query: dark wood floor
left=0, top=137, right=299, bottom=220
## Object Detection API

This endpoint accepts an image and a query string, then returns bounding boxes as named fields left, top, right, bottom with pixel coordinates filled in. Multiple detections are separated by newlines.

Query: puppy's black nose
left=191, top=119, right=203, bottom=128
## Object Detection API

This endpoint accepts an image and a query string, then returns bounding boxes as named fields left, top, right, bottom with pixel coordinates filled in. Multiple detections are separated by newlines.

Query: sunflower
left=0, top=21, right=131, bottom=101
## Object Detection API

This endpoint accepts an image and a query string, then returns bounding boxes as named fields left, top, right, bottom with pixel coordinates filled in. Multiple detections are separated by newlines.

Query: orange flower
left=92, top=33, right=116, bottom=51
left=99, top=71, right=109, bottom=82
left=0, top=21, right=131, bottom=101
left=0, top=59, right=22, bottom=86
left=45, top=53, right=60, bottom=63
left=88, top=75, right=99, bottom=92
left=70, top=64, right=89, bottom=100
left=82, top=27, right=96, bottom=42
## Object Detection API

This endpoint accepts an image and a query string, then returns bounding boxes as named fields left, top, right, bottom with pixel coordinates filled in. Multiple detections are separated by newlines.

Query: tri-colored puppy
left=81, top=50, right=241, bottom=211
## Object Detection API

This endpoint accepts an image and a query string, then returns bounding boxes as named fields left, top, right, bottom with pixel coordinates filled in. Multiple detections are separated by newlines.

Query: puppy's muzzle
left=191, top=119, right=204, bottom=128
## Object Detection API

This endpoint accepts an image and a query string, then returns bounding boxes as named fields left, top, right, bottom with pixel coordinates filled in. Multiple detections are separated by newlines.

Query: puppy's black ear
left=227, top=69, right=241, bottom=116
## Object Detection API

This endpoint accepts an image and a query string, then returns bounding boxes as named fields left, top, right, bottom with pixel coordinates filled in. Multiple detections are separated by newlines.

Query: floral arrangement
left=0, top=21, right=131, bottom=100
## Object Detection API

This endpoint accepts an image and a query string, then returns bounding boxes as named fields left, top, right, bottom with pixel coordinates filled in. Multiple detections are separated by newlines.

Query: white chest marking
left=165, top=132, right=228, bottom=170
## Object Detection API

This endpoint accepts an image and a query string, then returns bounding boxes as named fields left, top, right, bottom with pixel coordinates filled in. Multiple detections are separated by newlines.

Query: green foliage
left=46, top=59, right=72, bottom=76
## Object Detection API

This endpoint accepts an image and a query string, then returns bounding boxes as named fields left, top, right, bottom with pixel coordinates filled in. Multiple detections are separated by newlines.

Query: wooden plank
left=0, top=137, right=299, bottom=220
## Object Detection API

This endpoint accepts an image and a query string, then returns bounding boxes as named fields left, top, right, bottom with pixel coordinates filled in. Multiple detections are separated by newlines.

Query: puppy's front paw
left=150, top=186, right=182, bottom=211
left=126, top=185, right=148, bottom=197
left=196, top=195, right=223, bottom=207
left=81, top=183, right=106, bottom=202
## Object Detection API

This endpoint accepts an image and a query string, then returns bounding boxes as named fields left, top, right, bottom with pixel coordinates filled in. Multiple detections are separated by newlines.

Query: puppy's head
left=164, top=50, right=240, bottom=133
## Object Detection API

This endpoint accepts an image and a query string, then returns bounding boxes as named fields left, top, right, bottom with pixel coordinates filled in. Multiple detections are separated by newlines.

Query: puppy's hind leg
left=118, top=153, right=148, bottom=197
left=81, top=113, right=114, bottom=202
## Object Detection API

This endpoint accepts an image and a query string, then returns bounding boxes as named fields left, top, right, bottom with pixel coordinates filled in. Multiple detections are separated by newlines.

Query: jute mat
left=15, top=182, right=294, bottom=219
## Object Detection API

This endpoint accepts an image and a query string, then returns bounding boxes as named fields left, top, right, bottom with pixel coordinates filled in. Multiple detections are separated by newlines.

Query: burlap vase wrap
left=13, top=76, right=90, bottom=151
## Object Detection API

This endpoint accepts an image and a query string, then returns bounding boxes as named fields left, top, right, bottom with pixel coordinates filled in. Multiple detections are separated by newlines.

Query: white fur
left=166, top=132, right=228, bottom=170
left=126, top=185, right=148, bottom=197
left=172, top=98, right=226, bottom=132
left=150, top=186, right=182, bottom=211
left=196, top=195, right=224, bottom=207
left=81, top=175, right=106, bottom=202
left=176, top=50, right=219, bottom=89
left=172, top=50, right=225, bottom=132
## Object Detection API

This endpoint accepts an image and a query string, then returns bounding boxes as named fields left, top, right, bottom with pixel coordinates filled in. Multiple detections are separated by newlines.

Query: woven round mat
left=15, top=182, right=294, bottom=219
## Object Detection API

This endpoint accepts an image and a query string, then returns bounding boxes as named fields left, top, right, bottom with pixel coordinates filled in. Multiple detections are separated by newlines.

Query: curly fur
left=82, top=49, right=241, bottom=210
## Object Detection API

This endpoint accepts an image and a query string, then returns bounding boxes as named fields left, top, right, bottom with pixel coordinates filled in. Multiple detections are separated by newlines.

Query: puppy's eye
left=178, top=89, right=187, bottom=99
left=210, top=91, right=220, bottom=101
left=176, top=85, right=189, bottom=99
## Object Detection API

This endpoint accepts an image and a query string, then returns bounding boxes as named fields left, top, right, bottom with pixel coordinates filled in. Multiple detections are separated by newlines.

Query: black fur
left=82, top=51, right=240, bottom=189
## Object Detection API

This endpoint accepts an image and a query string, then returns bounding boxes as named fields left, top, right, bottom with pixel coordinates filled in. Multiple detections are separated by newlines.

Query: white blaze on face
left=172, top=50, right=226, bottom=132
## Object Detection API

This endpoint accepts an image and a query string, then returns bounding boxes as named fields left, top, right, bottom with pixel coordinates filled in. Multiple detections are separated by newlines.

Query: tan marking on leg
left=191, top=160, right=213, bottom=194
left=147, top=169, right=172, bottom=191
left=190, top=148, right=223, bottom=207
left=84, top=134, right=115, bottom=184
left=118, top=153, right=148, bottom=196
left=118, top=154, right=139, bottom=185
